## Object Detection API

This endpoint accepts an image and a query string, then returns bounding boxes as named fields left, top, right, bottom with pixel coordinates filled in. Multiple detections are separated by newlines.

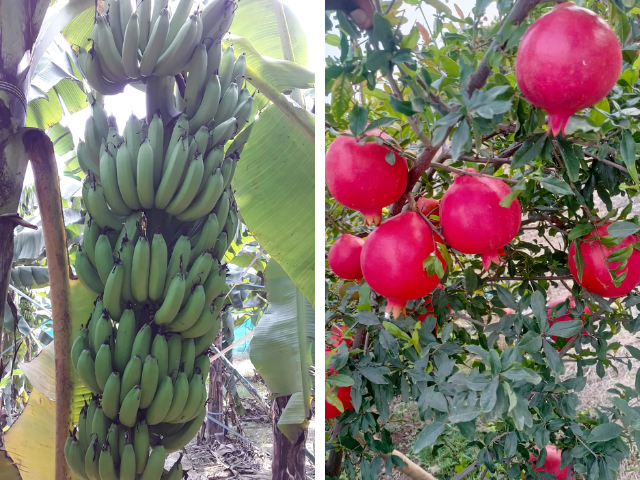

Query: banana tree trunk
left=271, top=395, right=305, bottom=480
left=207, top=332, right=225, bottom=441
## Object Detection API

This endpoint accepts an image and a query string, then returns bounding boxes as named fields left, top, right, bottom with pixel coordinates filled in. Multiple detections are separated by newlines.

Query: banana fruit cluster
left=77, top=0, right=237, bottom=95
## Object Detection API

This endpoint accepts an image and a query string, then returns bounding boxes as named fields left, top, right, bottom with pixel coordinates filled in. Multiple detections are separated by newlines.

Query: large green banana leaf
left=249, top=260, right=314, bottom=442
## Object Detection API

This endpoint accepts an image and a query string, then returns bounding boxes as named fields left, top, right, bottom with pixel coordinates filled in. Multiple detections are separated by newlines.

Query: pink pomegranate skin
left=529, top=446, right=568, bottom=480
left=569, top=224, right=640, bottom=298
left=440, top=173, right=521, bottom=270
left=516, top=2, right=622, bottom=136
left=325, top=131, right=408, bottom=225
left=360, top=212, right=444, bottom=318
left=328, top=234, right=365, bottom=281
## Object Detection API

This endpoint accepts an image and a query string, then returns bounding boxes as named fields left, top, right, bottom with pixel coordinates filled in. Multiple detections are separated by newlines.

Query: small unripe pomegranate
left=361, top=212, right=445, bottom=318
left=569, top=224, right=640, bottom=298
left=547, top=296, right=590, bottom=343
left=325, top=131, right=408, bottom=225
left=516, top=2, right=622, bottom=136
left=329, top=325, right=353, bottom=348
left=440, top=171, right=521, bottom=270
left=328, top=234, right=365, bottom=281
left=529, top=445, right=568, bottom=480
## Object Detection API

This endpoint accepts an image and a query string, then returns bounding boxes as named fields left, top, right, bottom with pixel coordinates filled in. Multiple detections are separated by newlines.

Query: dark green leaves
left=357, top=365, right=390, bottom=384
left=530, top=290, right=547, bottom=329
left=423, top=255, right=444, bottom=279
left=465, top=267, right=478, bottom=292
left=511, top=134, right=546, bottom=169
left=499, top=179, right=526, bottom=208
left=620, top=130, right=638, bottom=185
left=587, top=423, right=623, bottom=443
left=385, top=151, right=396, bottom=165
left=413, top=422, right=445, bottom=452
left=546, top=319, right=584, bottom=338
left=451, top=119, right=471, bottom=161
left=349, top=105, right=368, bottom=136
left=568, top=224, right=594, bottom=241
left=573, top=241, right=585, bottom=283
left=365, top=116, right=398, bottom=132
left=501, top=366, right=541, bottom=384
left=534, top=177, right=574, bottom=196
left=389, top=95, right=420, bottom=116
left=480, top=377, right=499, bottom=412
left=607, top=221, right=639, bottom=238
left=556, top=137, right=582, bottom=182
left=543, top=339, right=566, bottom=375
left=496, top=285, right=517, bottom=310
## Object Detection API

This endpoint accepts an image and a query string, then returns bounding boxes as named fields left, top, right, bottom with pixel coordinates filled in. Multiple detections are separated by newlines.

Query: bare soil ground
left=166, top=352, right=316, bottom=479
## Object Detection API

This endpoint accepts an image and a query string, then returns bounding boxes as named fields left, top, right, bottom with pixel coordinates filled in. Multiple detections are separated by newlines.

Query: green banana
left=86, top=396, right=98, bottom=445
left=185, top=44, right=208, bottom=119
left=124, top=114, right=143, bottom=175
left=215, top=83, right=238, bottom=125
left=78, top=140, right=100, bottom=177
left=209, top=117, right=238, bottom=148
left=155, top=135, right=189, bottom=209
left=234, top=96, right=254, bottom=131
left=98, top=440, right=118, bottom=480
left=84, top=117, right=102, bottom=163
left=65, top=432, right=89, bottom=480
left=155, top=272, right=186, bottom=325
left=211, top=231, right=228, bottom=260
left=106, top=423, right=120, bottom=466
left=84, top=437, right=101, bottom=480
left=195, top=354, right=211, bottom=382
left=163, top=367, right=189, bottom=422
left=206, top=40, right=222, bottom=78
left=118, top=422, right=129, bottom=459
left=150, top=0, right=168, bottom=34
left=182, top=297, right=223, bottom=339
left=118, top=232, right=135, bottom=303
left=83, top=214, right=100, bottom=267
left=114, top=308, right=136, bottom=374
left=122, top=11, right=141, bottom=78
left=106, top=126, right=122, bottom=155
left=164, top=235, right=191, bottom=298
left=168, top=284, right=206, bottom=332
left=194, top=320, right=220, bottom=356
left=148, top=113, right=164, bottom=188
left=145, top=376, right=174, bottom=425
left=147, top=422, right=184, bottom=439
left=165, top=454, right=183, bottom=480
left=91, top=405, right=111, bottom=447
left=76, top=246, right=105, bottom=294
left=120, top=433, right=137, bottom=480
left=138, top=0, right=152, bottom=52
left=194, top=126, right=210, bottom=156
left=78, top=45, right=127, bottom=96
left=176, top=82, right=186, bottom=112
left=154, top=14, right=198, bottom=77
left=140, top=355, right=159, bottom=409
left=140, top=7, right=170, bottom=77
left=114, top=142, right=142, bottom=210
left=93, top=311, right=114, bottom=356
left=214, top=188, right=231, bottom=232
left=185, top=251, right=213, bottom=297
left=101, top=371, right=121, bottom=420
left=220, top=155, right=233, bottom=189
left=78, top=349, right=102, bottom=394
left=151, top=332, right=169, bottom=380
left=149, top=231, right=168, bottom=301
left=78, top=402, right=89, bottom=453
left=131, top=323, right=152, bottom=364
left=72, top=326, right=90, bottom=371
left=172, top=370, right=204, bottom=423
left=91, top=100, right=109, bottom=138
left=199, top=147, right=224, bottom=194
left=88, top=299, right=104, bottom=355
left=203, top=265, right=227, bottom=305
left=86, top=178, right=125, bottom=231
left=181, top=338, right=196, bottom=380
left=167, top=334, right=182, bottom=379
left=218, top=45, right=235, bottom=95
left=115, top=212, right=142, bottom=252
left=164, top=0, right=195, bottom=50
left=237, top=86, right=251, bottom=107
left=137, top=138, right=156, bottom=209
left=176, top=167, right=224, bottom=222
left=165, top=151, right=204, bottom=216
left=94, top=15, right=127, bottom=81
left=162, top=406, right=206, bottom=453
left=189, top=214, right=219, bottom=266
left=107, top=0, right=123, bottom=55
left=119, top=385, right=141, bottom=428
left=140, top=445, right=166, bottom=480
left=188, top=75, right=221, bottom=131
left=120, top=355, right=143, bottom=403
left=164, top=115, right=189, bottom=174
left=95, top=232, right=115, bottom=284
left=132, top=236, right=151, bottom=302
left=94, top=341, right=113, bottom=391
left=103, top=261, right=124, bottom=321
left=100, top=146, right=133, bottom=216
left=133, top=420, right=150, bottom=474
left=232, top=52, right=246, bottom=81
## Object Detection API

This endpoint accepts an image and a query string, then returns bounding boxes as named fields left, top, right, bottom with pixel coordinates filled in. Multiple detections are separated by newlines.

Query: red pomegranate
left=325, top=385, right=354, bottom=419
left=417, top=197, right=440, bottom=223
left=329, top=325, right=353, bottom=348
left=361, top=212, right=445, bottom=319
left=529, top=446, right=569, bottom=480
left=325, top=131, right=408, bottom=226
left=440, top=171, right=521, bottom=270
left=547, top=296, right=590, bottom=342
left=516, top=2, right=622, bottom=136
left=328, top=234, right=365, bottom=281
left=569, top=224, right=640, bottom=298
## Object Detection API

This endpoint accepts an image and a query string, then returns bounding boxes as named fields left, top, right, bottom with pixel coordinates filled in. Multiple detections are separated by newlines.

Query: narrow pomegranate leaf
left=547, top=319, right=584, bottom=338
left=451, top=118, right=471, bottom=161
left=437, top=243, right=452, bottom=270
left=606, top=245, right=633, bottom=264
left=454, top=3, right=465, bottom=18
left=349, top=104, right=368, bottom=136
left=536, top=176, right=574, bottom=196
left=496, top=285, right=518, bottom=310
left=588, top=423, right=623, bottom=443
left=511, top=133, right=546, bottom=169
left=399, top=25, right=419, bottom=49
left=382, top=321, right=411, bottom=341
left=543, top=339, right=565, bottom=375
left=573, top=241, right=585, bottom=282
left=590, top=98, right=610, bottom=125
left=568, top=223, right=594, bottom=241
left=331, top=74, right=352, bottom=120
left=388, top=95, right=419, bottom=116
left=364, top=116, right=398, bottom=132
left=620, top=130, right=639, bottom=185
left=607, top=221, right=639, bottom=238
left=416, top=22, right=430, bottom=44
left=499, top=179, right=526, bottom=208
left=464, top=267, right=477, bottom=292
left=413, top=421, right=445, bottom=452
left=556, top=137, right=580, bottom=182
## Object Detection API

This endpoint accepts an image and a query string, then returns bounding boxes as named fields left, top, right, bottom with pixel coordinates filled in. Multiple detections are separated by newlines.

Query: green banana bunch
left=64, top=431, right=89, bottom=480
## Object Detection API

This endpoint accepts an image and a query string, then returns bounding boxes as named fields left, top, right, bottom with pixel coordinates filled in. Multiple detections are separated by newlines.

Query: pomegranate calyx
left=385, top=299, right=407, bottom=319
left=481, top=250, right=505, bottom=271
left=547, top=113, right=573, bottom=137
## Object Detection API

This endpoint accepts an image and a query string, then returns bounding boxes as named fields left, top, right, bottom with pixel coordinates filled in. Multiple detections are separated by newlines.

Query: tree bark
left=325, top=422, right=344, bottom=478
left=207, top=331, right=225, bottom=442
left=271, top=395, right=306, bottom=480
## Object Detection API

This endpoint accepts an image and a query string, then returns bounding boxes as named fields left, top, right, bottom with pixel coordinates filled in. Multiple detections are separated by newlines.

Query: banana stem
left=25, top=129, right=72, bottom=480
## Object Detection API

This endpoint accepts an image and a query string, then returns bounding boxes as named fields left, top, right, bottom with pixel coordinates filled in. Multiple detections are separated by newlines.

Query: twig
left=447, top=312, right=486, bottom=327
left=431, top=164, right=520, bottom=184
left=451, top=461, right=479, bottom=480
left=487, top=275, right=573, bottom=281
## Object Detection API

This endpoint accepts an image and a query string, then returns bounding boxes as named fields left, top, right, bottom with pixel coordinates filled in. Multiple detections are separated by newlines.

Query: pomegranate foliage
left=325, top=0, right=640, bottom=479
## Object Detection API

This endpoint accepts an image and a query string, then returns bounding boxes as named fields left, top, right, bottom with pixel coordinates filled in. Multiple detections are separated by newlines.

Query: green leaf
left=607, top=245, right=633, bottom=264
left=448, top=406, right=482, bottom=423
left=413, top=422, right=445, bottom=452
left=518, top=332, right=542, bottom=353
left=620, top=130, right=639, bottom=185
left=451, top=119, right=471, bottom=161
left=440, top=56, right=460, bottom=77
left=385, top=151, right=396, bottom=165
left=496, top=285, right=518, bottom=310
left=249, top=261, right=313, bottom=442
left=464, top=267, right=477, bottom=292
left=511, top=134, right=546, bottom=169
left=504, top=432, right=518, bottom=457
left=349, top=105, right=368, bottom=136
left=546, top=319, right=584, bottom=338
left=543, top=339, right=566, bottom=375
left=400, top=25, right=420, bottom=49
left=501, top=366, right=542, bottom=384
left=327, top=374, right=355, bottom=387
left=373, top=13, right=395, bottom=48
left=331, top=74, right=351, bottom=120
left=480, top=377, right=499, bottom=412
left=535, top=176, right=574, bottom=196
left=358, top=366, right=390, bottom=384
left=499, top=179, right=526, bottom=208
left=365, top=116, right=398, bottom=132
left=627, top=345, right=640, bottom=361
left=423, top=0, right=452, bottom=15
left=389, top=95, right=419, bottom=116
left=425, top=390, right=448, bottom=412
left=588, top=423, right=623, bottom=443
left=608, top=221, right=639, bottom=238
left=590, top=98, right=610, bottom=125
left=573, top=241, right=585, bottom=283
left=556, top=137, right=580, bottom=182
left=437, top=243, right=453, bottom=270
left=568, top=224, right=594, bottom=241
left=234, top=105, right=314, bottom=306
left=383, top=321, right=411, bottom=341
left=530, top=291, right=547, bottom=327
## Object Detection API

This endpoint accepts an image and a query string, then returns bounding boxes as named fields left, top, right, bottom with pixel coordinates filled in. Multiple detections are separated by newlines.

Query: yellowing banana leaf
left=249, top=260, right=313, bottom=441
left=231, top=0, right=309, bottom=67
left=233, top=104, right=314, bottom=306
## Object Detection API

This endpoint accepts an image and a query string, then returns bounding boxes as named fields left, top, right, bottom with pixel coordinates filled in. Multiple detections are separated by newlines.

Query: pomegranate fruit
left=529, top=445, right=568, bottom=480
left=568, top=224, right=640, bottom=298
left=417, top=196, right=440, bottom=223
left=360, top=212, right=445, bottom=318
left=547, top=296, right=590, bottom=343
left=325, top=131, right=408, bottom=225
left=440, top=171, right=521, bottom=270
left=328, top=234, right=365, bottom=281
left=516, top=2, right=622, bottom=136
left=325, top=385, right=354, bottom=419
left=329, top=325, right=353, bottom=348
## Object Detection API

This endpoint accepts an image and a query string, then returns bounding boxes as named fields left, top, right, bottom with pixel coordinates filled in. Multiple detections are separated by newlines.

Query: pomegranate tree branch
left=24, top=129, right=72, bottom=480
left=386, top=71, right=431, bottom=147
left=432, top=164, right=520, bottom=184
left=488, top=275, right=574, bottom=281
